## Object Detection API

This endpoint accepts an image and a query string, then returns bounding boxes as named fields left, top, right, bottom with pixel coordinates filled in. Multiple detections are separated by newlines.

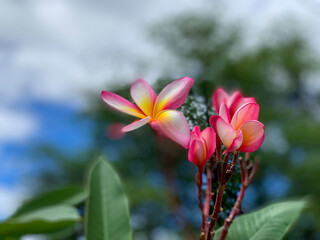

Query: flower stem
left=218, top=157, right=260, bottom=240
left=218, top=185, right=245, bottom=240
left=204, top=155, right=216, bottom=237
left=206, top=152, right=231, bottom=240
left=225, top=152, right=238, bottom=182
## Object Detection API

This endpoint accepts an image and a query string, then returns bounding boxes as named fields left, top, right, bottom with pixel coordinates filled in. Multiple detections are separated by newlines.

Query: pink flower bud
left=188, top=126, right=216, bottom=169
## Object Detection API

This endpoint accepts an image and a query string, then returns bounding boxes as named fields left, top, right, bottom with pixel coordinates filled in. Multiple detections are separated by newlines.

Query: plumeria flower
left=210, top=101, right=264, bottom=154
left=101, top=77, right=194, bottom=148
left=212, top=88, right=256, bottom=119
left=188, top=126, right=216, bottom=170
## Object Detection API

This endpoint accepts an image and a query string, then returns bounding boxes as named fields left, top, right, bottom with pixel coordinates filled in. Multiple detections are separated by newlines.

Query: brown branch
left=239, top=157, right=245, bottom=184
left=225, top=152, right=239, bottom=182
left=215, top=138, right=223, bottom=189
left=204, top=156, right=216, bottom=237
left=218, top=158, right=260, bottom=240
left=206, top=183, right=225, bottom=240
left=216, top=161, right=222, bottom=185
left=221, top=153, right=231, bottom=184
left=249, top=158, right=260, bottom=181
left=219, top=186, right=245, bottom=240
left=206, top=152, right=231, bottom=240
left=244, top=153, right=250, bottom=179
left=216, top=138, right=222, bottom=163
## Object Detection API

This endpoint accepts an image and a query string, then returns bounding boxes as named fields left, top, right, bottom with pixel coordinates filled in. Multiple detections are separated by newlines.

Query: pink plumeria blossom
left=188, top=126, right=216, bottom=169
left=101, top=77, right=194, bottom=148
left=212, top=88, right=256, bottom=119
left=210, top=101, right=264, bottom=154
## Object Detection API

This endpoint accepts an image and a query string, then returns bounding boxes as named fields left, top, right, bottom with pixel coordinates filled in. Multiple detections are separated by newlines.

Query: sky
left=1, top=0, right=320, bottom=223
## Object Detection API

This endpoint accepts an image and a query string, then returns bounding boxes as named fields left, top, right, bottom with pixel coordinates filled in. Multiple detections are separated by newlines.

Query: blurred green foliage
left=0, top=186, right=84, bottom=238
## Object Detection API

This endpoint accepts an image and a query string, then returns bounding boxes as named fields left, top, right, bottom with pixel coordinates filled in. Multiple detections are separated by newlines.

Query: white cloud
left=0, top=0, right=208, bottom=108
left=0, top=0, right=319, bottom=108
left=222, top=0, right=320, bottom=51
left=0, top=108, right=37, bottom=143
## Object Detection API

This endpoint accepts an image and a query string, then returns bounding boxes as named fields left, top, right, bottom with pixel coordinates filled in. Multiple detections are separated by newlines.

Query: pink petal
left=101, top=91, right=146, bottom=119
left=223, top=130, right=243, bottom=154
left=192, top=125, right=201, bottom=136
left=130, top=79, right=157, bottom=117
left=122, top=117, right=151, bottom=132
left=229, top=94, right=256, bottom=118
left=153, top=77, right=194, bottom=116
left=200, top=127, right=216, bottom=159
left=210, top=115, right=237, bottom=149
left=189, top=126, right=201, bottom=147
left=151, top=110, right=190, bottom=149
left=237, top=120, right=264, bottom=152
left=212, top=88, right=228, bottom=113
left=231, top=102, right=259, bottom=130
left=219, top=102, right=231, bottom=123
left=188, top=138, right=207, bottom=168
left=227, top=91, right=242, bottom=109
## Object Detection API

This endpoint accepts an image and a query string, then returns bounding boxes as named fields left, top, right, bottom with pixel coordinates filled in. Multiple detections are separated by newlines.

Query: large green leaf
left=12, top=186, right=88, bottom=218
left=0, top=205, right=80, bottom=237
left=214, top=200, right=307, bottom=240
left=86, top=158, right=132, bottom=240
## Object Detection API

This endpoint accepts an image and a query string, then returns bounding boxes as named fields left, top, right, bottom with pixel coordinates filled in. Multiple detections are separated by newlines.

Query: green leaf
left=12, top=186, right=88, bottom=218
left=214, top=200, right=307, bottom=240
left=0, top=205, right=80, bottom=237
left=86, top=157, right=132, bottom=240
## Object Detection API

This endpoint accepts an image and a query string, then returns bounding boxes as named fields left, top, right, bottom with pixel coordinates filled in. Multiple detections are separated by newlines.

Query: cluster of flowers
left=101, top=77, right=264, bottom=168
left=101, top=77, right=264, bottom=239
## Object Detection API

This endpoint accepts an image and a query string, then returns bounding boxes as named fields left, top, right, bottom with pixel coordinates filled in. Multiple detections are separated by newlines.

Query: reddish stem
left=204, top=156, right=215, bottom=237
left=215, top=138, right=222, bottom=185
left=225, top=152, right=239, bottom=182
left=244, top=153, right=250, bottom=179
left=206, top=153, right=231, bottom=240
left=239, top=157, right=245, bottom=184
left=206, top=184, right=225, bottom=240
left=219, top=186, right=246, bottom=240
left=197, top=168, right=205, bottom=232
left=218, top=159, right=260, bottom=240
left=216, top=161, right=222, bottom=184
left=249, top=159, right=259, bottom=180
left=216, top=138, right=222, bottom=163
